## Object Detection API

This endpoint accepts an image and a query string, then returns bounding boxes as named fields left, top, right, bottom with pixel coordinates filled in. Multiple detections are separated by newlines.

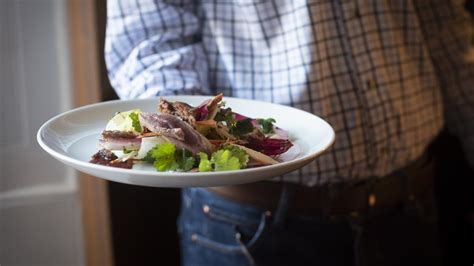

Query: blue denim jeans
left=178, top=186, right=441, bottom=266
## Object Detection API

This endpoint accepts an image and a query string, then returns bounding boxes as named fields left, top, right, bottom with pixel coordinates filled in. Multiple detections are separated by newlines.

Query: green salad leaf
left=231, top=118, right=254, bottom=136
left=221, top=145, right=249, bottom=165
left=144, top=143, right=195, bottom=171
left=129, top=112, right=142, bottom=132
left=197, top=146, right=249, bottom=172
left=257, top=118, right=276, bottom=134
left=198, top=152, right=213, bottom=172
left=176, top=148, right=196, bottom=171
left=144, top=144, right=249, bottom=172
left=212, top=150, right=241, bottom=171
left=214, top=107, right=235, bottom=127
left=123, top=148, right=133, bottom=154
left=148, top=143, right=178, bottom=171
left=143, top=151, right=155, bottom=164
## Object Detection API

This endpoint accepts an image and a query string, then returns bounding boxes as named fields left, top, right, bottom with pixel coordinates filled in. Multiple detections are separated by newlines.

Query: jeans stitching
left=191, top=233, right=244, bottom=254
left=206, top=205, right=261, bottom=227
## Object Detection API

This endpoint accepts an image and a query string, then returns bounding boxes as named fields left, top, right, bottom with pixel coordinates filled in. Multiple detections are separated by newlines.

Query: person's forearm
left=105, top=0, right=209, bottom=99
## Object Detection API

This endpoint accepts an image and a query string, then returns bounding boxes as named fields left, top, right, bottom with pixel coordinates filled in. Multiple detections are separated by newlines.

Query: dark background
left=95, top=1, right=474, bottom=265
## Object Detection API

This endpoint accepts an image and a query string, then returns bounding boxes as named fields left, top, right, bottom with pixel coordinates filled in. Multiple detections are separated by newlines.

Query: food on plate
left=89, top=94, right=293, bottom=172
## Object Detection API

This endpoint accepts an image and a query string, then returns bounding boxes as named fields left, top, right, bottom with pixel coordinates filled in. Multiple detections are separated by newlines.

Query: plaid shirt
left=105, top=0, right=474, bottom=186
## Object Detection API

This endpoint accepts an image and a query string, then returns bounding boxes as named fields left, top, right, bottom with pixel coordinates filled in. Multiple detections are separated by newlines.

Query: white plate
left=37, top=96, right=335, bottom=187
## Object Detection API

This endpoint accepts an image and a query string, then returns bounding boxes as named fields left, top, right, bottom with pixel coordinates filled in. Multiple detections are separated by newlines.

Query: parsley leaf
left=143, top=143, right=196, bottom=171
left=123, top=148, right=133, bottom=154
left=198, top=152, right=213, bottom=172
left=212, top=150, right=241, bottom=171
left=231, top=118, right=254, bottom=136
left=143, top=151, right=155, bottom=164
left=175, top=148, right=196, bottom=171
left=257, top=118, right=276, bottom=134
left=147, top=143, right=178, bottom=171
left=214, top=107, right=235, bottom=127
left=129, top=112, right=142, bottom=132
left=197, top=146, right=249, bottom=172
left=221, top=145, right=249, bottom=166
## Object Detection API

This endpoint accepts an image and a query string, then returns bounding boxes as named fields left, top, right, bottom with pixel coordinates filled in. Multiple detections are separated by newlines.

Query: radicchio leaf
left=194, top=101, right=210, bottom=121
left=244, top=137, right=293, bottom=156
left=233, top=112, right=249, bottom=121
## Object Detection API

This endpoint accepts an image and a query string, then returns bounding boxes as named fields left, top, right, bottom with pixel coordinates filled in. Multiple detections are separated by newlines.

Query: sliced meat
left=90, top=149, right=134, bottom=169
left=99, top=138, right=141, bottom=151
left=100, top=130, right=141, bottom=150
left=139, top=112, right=213, bottom=155
left=102, top=130, right=137, bottom=139
left=139, top=113, right=185, bottom=140
left=158, top=98, right=196, bottom=125
left=90, top=149, right=117, bottom=165
left=108, top=159, right=134, bottom=169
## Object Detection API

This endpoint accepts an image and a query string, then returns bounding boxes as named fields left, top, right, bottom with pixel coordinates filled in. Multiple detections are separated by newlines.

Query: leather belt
left=207, top=153, right=434, bottom=216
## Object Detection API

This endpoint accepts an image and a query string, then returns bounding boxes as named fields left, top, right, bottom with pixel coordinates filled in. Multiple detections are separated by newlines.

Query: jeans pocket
left=190, top=233, right=244, bottom=254
left=187, top=199, right=271, bottom=256
left=190, top=208, right=270, bottom=266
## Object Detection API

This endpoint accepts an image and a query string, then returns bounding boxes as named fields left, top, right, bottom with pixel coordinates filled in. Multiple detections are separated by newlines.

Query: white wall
left=0, top=0, right=85, bottom=265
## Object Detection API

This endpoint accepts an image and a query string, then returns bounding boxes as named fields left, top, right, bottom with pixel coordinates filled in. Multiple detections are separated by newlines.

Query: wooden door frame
left=68, top=0, right=114, bottom=265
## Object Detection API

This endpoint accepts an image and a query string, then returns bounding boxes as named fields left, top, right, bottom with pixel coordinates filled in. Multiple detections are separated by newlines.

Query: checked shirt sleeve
left=105, top=0, right=209, bottom=99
